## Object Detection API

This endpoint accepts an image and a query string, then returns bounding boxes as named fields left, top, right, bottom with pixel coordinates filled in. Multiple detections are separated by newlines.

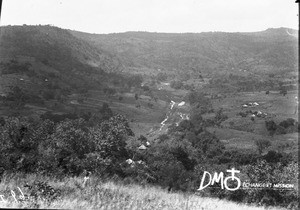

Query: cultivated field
left=207, top=90, right=298, bottom=154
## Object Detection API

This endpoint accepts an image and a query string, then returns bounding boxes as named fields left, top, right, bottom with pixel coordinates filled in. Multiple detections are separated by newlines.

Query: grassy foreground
left=0, top=174, right=288, bottom=210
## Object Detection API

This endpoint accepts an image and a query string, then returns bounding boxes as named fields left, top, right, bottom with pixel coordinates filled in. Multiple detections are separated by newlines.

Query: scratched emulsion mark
left=0, top=187, right=25, bottom=203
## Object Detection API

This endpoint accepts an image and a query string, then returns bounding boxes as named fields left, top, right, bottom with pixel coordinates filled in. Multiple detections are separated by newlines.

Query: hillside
left=0, top=173, right=289, bottom=210
left=0, top=25, right=172, bottom=133
left=0, top=25, right=122, bottom=72
left=0, top=25, right=127, bottom=96
left=0, top=25, right=154, bottom=127
left=70, top=28, right=298, bottom=78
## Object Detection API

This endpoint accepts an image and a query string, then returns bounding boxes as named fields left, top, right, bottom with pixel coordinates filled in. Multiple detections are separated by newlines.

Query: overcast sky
left=0, top=0, right=298, bottom=34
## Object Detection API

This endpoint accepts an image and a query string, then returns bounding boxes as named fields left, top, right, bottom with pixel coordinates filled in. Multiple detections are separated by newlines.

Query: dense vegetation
left=0, top=92, right=298, bottom=208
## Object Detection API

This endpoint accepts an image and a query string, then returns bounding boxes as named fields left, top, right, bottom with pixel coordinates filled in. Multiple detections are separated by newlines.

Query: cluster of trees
left=265, top=119, right=299, bottom=136
left=187, top=91, right=214, bottom=114
left=0, top=114, right=133, bottom=176
left=2, top=86, right=44, bottom=109
left=0, top=60, right=36, bottom=76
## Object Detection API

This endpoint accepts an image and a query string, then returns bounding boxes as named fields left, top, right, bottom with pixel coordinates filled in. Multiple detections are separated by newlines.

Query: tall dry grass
left=0, top=173, right=288, bottom=210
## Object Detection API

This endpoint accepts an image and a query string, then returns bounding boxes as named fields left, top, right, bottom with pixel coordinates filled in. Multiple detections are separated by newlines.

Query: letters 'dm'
left=197, top=168, right=241, bottom=191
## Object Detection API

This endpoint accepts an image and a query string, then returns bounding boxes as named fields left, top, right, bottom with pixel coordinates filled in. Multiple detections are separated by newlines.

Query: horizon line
left=0, top=24, right=298, bottom=35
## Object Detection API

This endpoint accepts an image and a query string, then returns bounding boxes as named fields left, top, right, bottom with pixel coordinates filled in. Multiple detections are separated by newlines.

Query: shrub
left=141, top=85, right=150, bottom=91
left=4, top=86, right=30, bottom=109
left=170, top=80, right=183, bottom=89
left=279, top=118, right=295, bottom=129
left=134, top=93, right=139, bottom=100
left=280, top=89, right=287, bottom=96
left=188, top=91, right=213, bottom=114
left=263, top=150, right=283, bottom=163
left=275, top=125, right=287, bottom=135
left=265, top=120, right=277, bottom=136
left=255, top=139, right=271, bottom=155
left=214, top=108, right=228, bottom=126
left=243, top=160, right=298, bottom=207
left=42, top=90, right=55, bottom=100
left=238, top=112, right=247, bottom=117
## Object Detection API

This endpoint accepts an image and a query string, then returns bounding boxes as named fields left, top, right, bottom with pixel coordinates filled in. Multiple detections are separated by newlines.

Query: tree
left=280, top=89, right=287, bottom=96
left=88, top=114, right=134, bottom=175
left=142, top=85, right=150, bottom=92
left=147, top=103, right=154, bottom=109
left=255, top=139, right=271, bottom=155
left=42, top=90, right=55, bottom=100
left=49, top=118, right=92, bottom=174
left=126, top=75, right=143, bottom=88
left=5, top=86, right=29, bottom=109
left=103, top=87, right=116, bottom=96
left=279, top=118, right=295, bottom=129
left=170, top=80, right=183, bottom=89
left=214, top=108, right=228, bottom=126
left=0, top=117, right=56, bottom=173
left=99, top=102, right=113, bottom=120
left=144, top=138, right=196, bottom=191
left=0, top=117, right=5, bottom=126
left=156, top=72, right=168, bottom=82
left=187, top=91, right=211, bottom=106
left=265, top=120, right=277, bottom=136
left=279, top=83, right=287, bottom=96
left=244, top=160, right=298, bottom=207
left=263, top=150, right=283, bottom=163
left=134, top=93, right=139, bottom=100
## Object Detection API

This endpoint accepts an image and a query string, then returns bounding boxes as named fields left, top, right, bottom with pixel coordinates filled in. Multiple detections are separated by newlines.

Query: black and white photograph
left=0, top=0, right=298, bottom=209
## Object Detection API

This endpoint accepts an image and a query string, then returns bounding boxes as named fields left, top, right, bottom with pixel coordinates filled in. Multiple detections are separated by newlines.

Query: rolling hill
left=0, top=25, right=122, bottom=72
left=0, top=25, right=128, bottom=100
left=0, top=25, right=145, bottom=119
left=70, top=28, right=298, bottom=78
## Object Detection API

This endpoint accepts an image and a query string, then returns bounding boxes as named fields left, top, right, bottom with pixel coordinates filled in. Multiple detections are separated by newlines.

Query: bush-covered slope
left=0, top=25, right=122, bottom=72
left=0, top=25, right=135, bottom=102
left=71, top=28, right=298, bottom=76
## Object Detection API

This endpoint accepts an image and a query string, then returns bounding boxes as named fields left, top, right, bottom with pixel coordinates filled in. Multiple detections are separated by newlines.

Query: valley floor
left=0, top=174, right=289, bottom=210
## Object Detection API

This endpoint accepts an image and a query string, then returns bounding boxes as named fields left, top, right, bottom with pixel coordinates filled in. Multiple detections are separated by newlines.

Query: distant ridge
left=0, top=25, right=123, bottom=72
left=70, top=27, right=298, bottom=76
left=0, top=25, right=297, bottom=79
